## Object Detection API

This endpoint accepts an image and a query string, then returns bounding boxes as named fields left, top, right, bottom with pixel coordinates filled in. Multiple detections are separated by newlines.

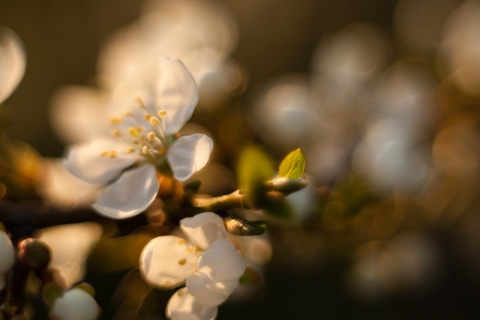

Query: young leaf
left=278, top=148, right=305, bottom=179
left=237, top=145, right=275, bottom=191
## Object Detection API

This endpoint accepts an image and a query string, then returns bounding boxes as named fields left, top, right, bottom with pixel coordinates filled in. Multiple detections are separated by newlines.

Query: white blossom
left=140, top=212, right=245, bottom=319
left=0, top=27, right=26, bottom=105
left=64, top=58, right=213, bottom=219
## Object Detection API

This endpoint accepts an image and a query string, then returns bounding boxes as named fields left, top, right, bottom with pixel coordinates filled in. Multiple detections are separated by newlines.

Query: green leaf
left=237, top=145, right=275, bottom=191
left=278, top=148, right=305, bottom=179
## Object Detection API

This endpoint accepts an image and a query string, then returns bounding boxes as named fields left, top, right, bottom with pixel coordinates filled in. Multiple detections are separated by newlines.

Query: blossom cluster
left=141, top=212, right=246, bottom=319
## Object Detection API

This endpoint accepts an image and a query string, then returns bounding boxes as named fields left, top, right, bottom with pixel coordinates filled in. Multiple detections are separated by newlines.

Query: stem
left=0, top=202, right=101, bottom=241
left=191, top=189, right=251, bottom=212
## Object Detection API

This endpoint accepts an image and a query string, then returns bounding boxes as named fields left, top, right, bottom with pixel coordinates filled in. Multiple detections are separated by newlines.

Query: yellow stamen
left=144, top=113, right=152, bottom=121
left=129, top=127, right=139, bottom=137
left=147, top=131, right=156, bottom=141
left=149, top=117, right=160, bottom=126
left=110, top=117, right=123, bottom=125
left=177, top=258, right=187, bottom=266
left=157, top=110, right=166, bottom=118
left=127, top=147, right=135, bottom=154
left=109, top=150, right=117, bottom=158
left=112, top=130, right=121, bottom=138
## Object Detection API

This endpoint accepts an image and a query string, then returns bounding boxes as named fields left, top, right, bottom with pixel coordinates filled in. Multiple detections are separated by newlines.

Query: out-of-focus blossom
left=250, top=76, right=319, bottom=152
left=311, top=23, right=390, bottom=111
left=36, top=158, right=100, bottom=209
left=439, top=0, right=480, bottom=97
left=64, top=58, right=213, bottom=219
left=353, top=65, right=434, bottom=193
left=347, top=233, right=442, bottom=302
left=432, top=117, right=480, bottom=178
left=353, top=118, right=430, bottom=192
left=140, top=212, right=245, bottom=319
left=0, top=229, right=15, bottom=289
left=49, top=85, right=112, bottom=145
left=35, top=223, right=102, bottom=287
left=251, top=24, right=391, bottom=184
left=52, top=287, right=99, bottom=320
left=98, top=0, right=240, bottom=105
left=394, top=0, right=459, bottom=55
left=0, top=27, right=26, bottom=105
left=286, top=180, right=315, bottom=222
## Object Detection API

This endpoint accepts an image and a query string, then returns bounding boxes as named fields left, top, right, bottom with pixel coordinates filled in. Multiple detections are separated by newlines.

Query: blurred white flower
left=0, top=230, right=15, bottom=289
left=98, top=0, right=239, bottom=102
left=353, top=118, right=430, bottom=192
left=439, top=0, right=480, bottom=96
left=347, top=233, right=442, bottom=301
left=64, top=58, right=213, bottom=219
left=49, top=85, right=112, bottom=144
left=0, top=27, right=26, bottom=105
left=140, top=212, right=245, bottom=318
left=52, top=288, right=99, bottom=320
left=35, top=223, right=102, bottom=287
left=36, top=158, right=100, bottom=209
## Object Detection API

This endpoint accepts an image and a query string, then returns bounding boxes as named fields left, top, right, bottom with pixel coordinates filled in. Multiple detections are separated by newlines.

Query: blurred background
left=2, top=0, right=480, bottom=319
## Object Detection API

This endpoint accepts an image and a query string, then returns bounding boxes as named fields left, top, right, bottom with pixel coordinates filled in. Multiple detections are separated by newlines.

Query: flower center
left=101, top=99, right=170, bottom=163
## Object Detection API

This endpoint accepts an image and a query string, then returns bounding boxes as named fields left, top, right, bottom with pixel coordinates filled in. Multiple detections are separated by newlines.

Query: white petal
left=0, top=230, right=15, bottom=274
left=156, top=58, right=199, bottom=134
left=93, top=164, right=159, bottom=219
left=186, top=272, right=239, bottom=307
left=140, top=236, right=199, bottom=289
left=168, top=134, right=213, bottom=181
left=180, top=212, right=227, bottom=250
left=166, top=287, right=218, bottom=320
left=52, top=288, right=99, bottom=320
left=0, top=28, right=26, bottom=105
left=64, top=139, right=141, bottom=185
left=198, top=239, right=245, bottom=282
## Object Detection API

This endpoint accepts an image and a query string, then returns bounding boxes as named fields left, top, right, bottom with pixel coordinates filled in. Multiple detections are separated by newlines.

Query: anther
left=147, top=131, right=157, bottom=141
left=149, top=117, right=160, bottom=126
left=110, top=117, right=123, bottom=125
left=158, top=110, right=167, bottom=118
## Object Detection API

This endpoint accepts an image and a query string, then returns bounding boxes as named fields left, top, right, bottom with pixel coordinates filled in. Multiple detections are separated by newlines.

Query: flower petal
left=140, top=235, right=199, bottom=289
left=166, top=287, right=218, bottom=320
left=168, top=134, right=213, bottom=181
left=64, top=139, right=141, bottom=185
left=198, top=239, right=245, bottom=282
left=180, top=212, right=227, bottom=250
left=156, top=58, right=199, bottom=134
left=93, top=164, right=159, bottom=219
left=0, top=28, right=26, bottom=105
left=186, top=272, right=239, bottom=307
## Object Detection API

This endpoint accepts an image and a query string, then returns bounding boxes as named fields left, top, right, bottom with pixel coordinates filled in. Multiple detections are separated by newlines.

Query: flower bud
left=52, top=288, right=99, bottom=320
left=17, top=238, right=50, bottom=270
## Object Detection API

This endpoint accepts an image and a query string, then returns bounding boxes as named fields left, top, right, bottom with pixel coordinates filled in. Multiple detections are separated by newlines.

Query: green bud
left=224, top=217, right=268, bottom=236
